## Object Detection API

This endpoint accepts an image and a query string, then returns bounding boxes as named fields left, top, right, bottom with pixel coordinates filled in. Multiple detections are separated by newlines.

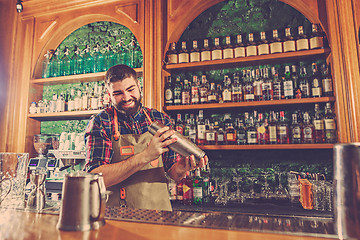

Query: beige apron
left=106, top=110, right=172, bottom=211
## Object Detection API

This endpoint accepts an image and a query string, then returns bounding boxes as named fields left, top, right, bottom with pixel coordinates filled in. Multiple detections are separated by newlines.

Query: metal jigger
left=26, top=169, right=46, bottom=211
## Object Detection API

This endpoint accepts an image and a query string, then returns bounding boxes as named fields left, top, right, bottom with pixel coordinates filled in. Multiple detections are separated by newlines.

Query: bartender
left=85, top=64, right=208, bottom=211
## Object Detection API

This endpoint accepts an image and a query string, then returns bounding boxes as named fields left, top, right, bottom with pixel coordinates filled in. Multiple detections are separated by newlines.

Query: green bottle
left=193, top=168, right=203, bottom=205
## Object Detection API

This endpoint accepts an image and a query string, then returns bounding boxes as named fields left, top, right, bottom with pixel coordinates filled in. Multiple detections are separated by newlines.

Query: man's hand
left=178, top=154, right=209, bottom=172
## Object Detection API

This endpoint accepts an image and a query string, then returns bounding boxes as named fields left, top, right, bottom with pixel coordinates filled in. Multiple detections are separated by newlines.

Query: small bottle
left=231, top=72, right=243, bottom=102
left=313, top=103, right=325, bottom=143
left=324, top=103, right=337, bottom=143
left=182, top=171, right=193, bottom=205
left=173, top=77, right=182, bottom=105
left=268, top=111, right=278, bottom=144
left=309, top=24, right=324, bottom=50
left=190, top=40, right=201, bottom=63
left=262, top=67, right=273, bottom=101
left=283, top=65, right=294, bottom=99
left=225, top=120, right=236, bottom=145
left=270, top=29, right=283, bottom=54
left=190, top=75, right=200, bottom=105
left=165, top=76, right=174, bottom=106
left=196, top=110, right=206, bottom=145
left=258, top=31, right=270, bottom=55
left=181, top=79, right=191, bottom=105
left=272, top=66, right=282, bottom=100
left=176, top=180, right=184, bottom=203
left=311, top=62, right=322, bottom=98
left=299, top=65, right=310, bottom=98
left=178, top=41, right=189, bottom=64
left=193, top=169, right=203, bottom=205
left=234, top=34, right=246, bottom=58
left=216, top=127, right=225, bottom=145
left=283, top=27, right=296, bottom=52
left=166, top=42, right=178, bottom=64
left=207, top=82, right=218, bottom=103
left=201, top=39, right=211, bottom=61
left=296, top=26, right=309, bottom=51
left=321, top=63, right=334, bottom=97
left=302, top=112, right=315, bottom=144
left=222, top=36, right=234, bottom=59
left=205, top=123, right=216, bottom=145
left=67, top=88, right=76, bottom=112
left=199, top=75, right=209, bottom=104
left=246, top=33, right=257, bottom=57
left=222, top=75, right=232, bottom=103
left=211, top=37, right=223, bottom=60
left=290, top=113, right=302, bottom=144
left=277, top=111, right=289, bottom=144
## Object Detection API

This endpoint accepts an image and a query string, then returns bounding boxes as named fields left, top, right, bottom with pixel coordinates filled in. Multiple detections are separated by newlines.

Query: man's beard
left=113, top=97, right=141, bottom=116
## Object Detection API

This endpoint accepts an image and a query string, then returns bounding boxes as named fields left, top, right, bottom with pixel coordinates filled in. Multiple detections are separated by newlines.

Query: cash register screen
left=29, top=159, right=39, bottom=167
left=48, top=160, right=56, bottom=167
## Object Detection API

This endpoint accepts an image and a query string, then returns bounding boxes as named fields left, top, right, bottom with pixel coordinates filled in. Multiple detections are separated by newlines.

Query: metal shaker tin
left=148, top=121, right=205, bottom=162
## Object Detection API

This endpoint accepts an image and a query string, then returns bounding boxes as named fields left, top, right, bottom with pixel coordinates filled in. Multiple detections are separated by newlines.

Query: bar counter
left=0, top=205, right=338, bottom=240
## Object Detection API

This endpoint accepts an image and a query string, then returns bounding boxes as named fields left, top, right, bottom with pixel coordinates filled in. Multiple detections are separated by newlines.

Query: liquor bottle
left=283, top=65, right=294, bottom=99
left=199, top=75, right=209, bottom=104
left=313, top=103, right=325, bottom=143
left=258, top=31, right=270, bottom=55
left=181, top=79, right=191, bottom=105
left=277, top=111, right=289, bottom=144
left=42, top=50, right=51, bottom=78
left=173, top=76, right=182, bottom=105
left=234, top=34, right=246, bottom=58
left=89, top=83, right=99, bottom=110
left=57, top=93, right=65, bottom=112
left=188, top=114, right=197, bottom=143
left=197, top=110, right=206, bottom=145
left=93, top=43, right=105, bottom=73
left=270, top=29, right=283, bottom=54
left=190, top=40, right=201, bottom=63
left=74, top=88, right=82, bottom=111
left=175, top=113, right=184, bottom=135
left=216, top=84, right=223, bottom=104
left=231, top=72, right=243, bottom=102
left=291, top=64, right=300, bottom=99
left=178, top=41, right=189, bottom=64
left=302, top=112, right=315, bottom=144
left=72, top=46, right=83, bottom=75
left=299, top=65, right=310, bottom=98
left=83, top=44, right=95, bottom=74
left=246, top=33, right=257, bottom=57
left=253, top=69, right=263, bottom=101
left=321, top=63, right=334, bottom=97
left=243, top=69, right=255, bottom=102
left=211, top=37, right=223, bottom=60
left=283, top=27, right=296, bottom=52
left=225, top=118, right=236, bottom=145
left=50, top=49, right=61, bottom=77
left=168, top=178, right=177, bottom=203
left=207, top=82, right=218, bottom=103
left=256, top=113, right=268, bottom=144
left=201, top=164, right=211, bottom=204
left=201, top=39, right=211, bottom=61
left=324, top=103, right=337, bottom=143
left=272, top=66, right=282, bottom=100
left=296, top=26, right=309, bottom=51
left=191, top=75, right=200, bottom=105
left=67, top=88, right=76, bottom=112
left=61, top=47, right=71, bottom=76
left=183, top=171, right=193, bottom=205
left=223, top=36, right=234, bottom=59
left=290, top=113, right=302, bottom=144
left=183, top=114, right=190, bottom=139
left=166, top=42, right=178, bottom=64
left=235, top=118, right=247, bottom=145
left=309, top=24, right=324, bottom=50
left=49, top=93, right=57, bottom=113
left=165, top=76, right=174, bottom=105
left=205, top=122, right=216, bottom=145
left=311, top=62, right=322, bottom=97
left=216, top=126, right=225, bottom=145
left=268, top=111, right=278, bottom=144
left=262, top=66, right=273, bottom=101
left=246, top=116, right=257, bottom=145
left=176, top=179, right=184, bottom=203
left=81, top=83, right=89, bottom=111
left=193, top=169, right=203, bottom=205
left=222, top=75, right=232, bottom=103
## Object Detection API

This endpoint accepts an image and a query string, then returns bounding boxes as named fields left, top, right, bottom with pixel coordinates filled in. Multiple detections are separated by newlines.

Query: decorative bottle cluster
left=165, top=61, right=333, bottom=106
left=165, top=24, right=326, bottom=65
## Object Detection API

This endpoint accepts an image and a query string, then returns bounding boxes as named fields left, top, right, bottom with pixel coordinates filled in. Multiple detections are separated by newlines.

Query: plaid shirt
left=85, top=105, right=177, bottom=172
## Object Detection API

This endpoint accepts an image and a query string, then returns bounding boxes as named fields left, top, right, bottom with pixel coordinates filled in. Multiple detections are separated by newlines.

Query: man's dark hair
left=105, top=64, right=137, bottom=85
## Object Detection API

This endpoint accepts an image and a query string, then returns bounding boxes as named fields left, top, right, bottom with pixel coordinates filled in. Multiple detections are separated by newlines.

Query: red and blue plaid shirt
left=85, top=105, right=177, bottom=172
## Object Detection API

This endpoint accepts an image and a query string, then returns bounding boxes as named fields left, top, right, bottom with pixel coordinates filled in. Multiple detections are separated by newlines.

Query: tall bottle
left=50, top=49, right=61, bottom=77
left=272, top=66, right=282, bottom=100
left=277, top=111, right=289, bottom=144
left=311, top=62, right=322, bottom=98
left=223, top=36, right=234, bottom=59
left=199, top=75, right=209, bottom=104
left=309, top=24, right=324, bottom=50
left=283, top=65, right=294, bottom=99
left=222, top=75, right=232, bottom=103
left=262, top=67, right=273, bottom=101
left=243, top=70, right=255, bottom=102
left=201, top=39, right=211, bottom=61
left=268, top=111, right=278, bottom=144
left=302, top=112, right=315, bottom=144
left=188, top=114, right=197, bottom=143
left=258, top=31, right=270, bottom=55
left=246, top=116, right=258, bottom=145
left=321, top=63, right=334, bottom=97
left=175, top=113, right=184, bottom=135
left=211, top=37, right=223, bottom=60
left=178, top=41, right=189, bottom=64
left=299, top=65, right=310, bottom=98
left=83, top=44, right=94, bottom=74
left=270, top=29, right=283, bottom=54
left=81, top=83, right=89, bottom=111
left=193, top=169, right=203, bottom=205
left=182, top=171, right=193, bottom=205
left=324, top=103, right=337, bottom=143
left=42, top=50, right=52, bottom=78
left=256, top=113, right=268, bottom=144
left=173, top=77, right=182, bottom=105
left=236, top=118, right=247, bottom=145
left=283, top=27, right=296, bottom=52
left=61, top=47, right=71, bottom=76
left=234, top=34, right=246, bottom=58
left=231, top=72, right=243, bottom=102
left=165, top=76, right=174, bottom=106
left=313, top=103, right=325, bottom=143
left=181, top=79, right=191, bottom=105
left=72, top=46, right=83, bottom=75
left=190, top=40, right=201, bottom=63
left=253, top=69, right=263, bottom=101
left=290, top=113, right=302, bottom=144
left=191, top=75, right=200, bottom=105
left=246, top=33, right=257, bottom=57
left=224, top=114, right=236, bottom=145
left=166, top=42, right=178, bottom=64
left=115, top=39, right=126, bottom=65
left=296, top=26, right=309, bottom=51
left=201, top=164, right=211, bottom=204
left=93, top=43, right=105, bottom=73
left=196, top=110, right=206, bottom=145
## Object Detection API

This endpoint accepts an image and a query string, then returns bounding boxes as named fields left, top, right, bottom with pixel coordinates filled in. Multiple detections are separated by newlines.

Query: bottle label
left=201, top=51, right=211, bottom=61
left=262, top=82, right=272, bottom=90
left=222, top=89, right=232, bottom=101
left=223, top=48, right=234, bottom=59
left=269, top=126, right=277, bottom=141
left=197, top=125, right=206, bottom=139
left=234, top=47, right=246, bottom=58
left=193, top=187, right=203, bottom=198
left=312, top=87, right=321, bottom=97
left=279, top=126, right=287, bottom=135
left=212, top=49, right=222, bottom=60
left=245, top=93, right=254, bottom=100
left=304, top=127, right=313, bottom=139
left=310, top=37, right=323, bottom=49
left=296, top=39, right=309, bottom=51
left=178, top=53, right=189, bottom=63
left=283, top=40, right=296, bottom=52
left=208, top=95, right=217, bottom=102
left=246, top=45, right=257, bottom=56
left=258, top=44, right=269, bottom=55
left=270, top=42, right=282, bottom=54
left=324, top=119, right=336, bottom=130
left=226, top=133, right=235, bottom=140
left=190, top=52, right=200, bottom=62
left=314, top=120, right=324, bottom=130
left=165, top=89, right=173, bottom=102
left=300, top=83, right=310, bottom=96
left=206, top=132, right=215, bottom=141
left=292, top=127, right=301, bottom=138
left=217, top=134, right=224, bottom=142
left=257, top=126, right=266, bottom=134
left=322, top=78, right=333, bottom=93
left=254, top=82, right=262, bottom=96
left=284, top=81, right=294, bottom=97
left=247, top=131, right=257, bottom=144
left=168, top=54, right=178, bottom=64
left=182, top=92, right=190, bottom=104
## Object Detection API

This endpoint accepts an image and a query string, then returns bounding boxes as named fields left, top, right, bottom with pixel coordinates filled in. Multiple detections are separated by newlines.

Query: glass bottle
left=283, top=65, right=294, bottom=99
left=236, top=118, right=247, bottom=145
left=178, top=41, right=189, bottom=64
left=262, top=66, right=273, bottom=101
left=268, top=111, right=278, bottom=144
left=299, top=65, right=310, bottom=98
left=283, top=27, right=296, bottom=52
left=190, top=40, right=201, bottom=63
left=234, top=34, right=246, bottom=58
left=243, top=69, right=254, bottom=102
left=199, top=75, right=209, bottom=104
left=181, top=79, right=191, bottom=105
left=277, top=111, right=289, bottom=144
left=225, top=116, right=236, bottom=145
left=93, top=43, right=105, bottom=73
left=313, top=103, right=325, bottom=143
left=309, top=24, right=324, bottom=50
left=222, top=75, right=232, bottom=103
left=50, top=49, right=61, bottom=77
left=321, top=63, right=334, bottom=97
left=104, top=43, right=116, bottom=71
left=247, top=116, right=257, bottom=145
left=81, top=83, right=89, bottom=111
left=311, top=62, right=322, bottom=97
left=67, top=88, right=76, bottom=112
left=296, top=26, right=309, bottom=51
left=176, top=179, right=184, bottom=203
left=115, top=39, right=126, bottom=65
left=246, top=33, right=257, bottom=57
left=173, top=76, right=182, bottom=105
left=216, top=126, right=225, bottom=145
left=324, top=103, right=337, bottom=143
left=272, top=66, right=282, bottom=100
left=42, top=50, right=52, bottom=78
left=72, top=46, right=83, bottom=75
left=211, top=37, right=223, bottom=60
left=253, top=68, right=263, bottom=101
left=182, top=171, right=193, bottom=205
left=302, top=112, right=315, bottom=144
left=256, top=113, right=268, bottom=144
left=205, top=122, right=216, bottom=145
left=166, top=42, right=178, bottom=65
left=290, top=113, right=302, bottom=144
left=175, top=113, right=184, bottom=135
left=191, top=75, right=200, bottom=105
left=222, top=36, right=234, bottom=59
left=270, top=29, right=283, bottom=54
left=291, top=64, right=300, bottom=99
left=216, top=84, right=223, bottom=104
left=74, top=88, right=82, bottom=111
left=188, top=114, right=197, bottom=143
left=193, top=169, right=203, bottom=205
left=231, top=72, right=243, bottom=102
left=258, top=31, right=270, bottom=55
left=207, top=82, right=218, bottom=103
left=165, top=76, right=174, bottom=106
left=201, top=39, right=211, bottom=61
left=83, top=44, right=94, bottom=74
left=61, top=47, right=71, bottom=76
left=196, top=110, right=206, bottom=145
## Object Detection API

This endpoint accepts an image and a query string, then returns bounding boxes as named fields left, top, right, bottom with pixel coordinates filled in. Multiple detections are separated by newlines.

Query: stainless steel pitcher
left=56, top=172, right=106, bottom=231
left=333, top=143, right=360, bottom=240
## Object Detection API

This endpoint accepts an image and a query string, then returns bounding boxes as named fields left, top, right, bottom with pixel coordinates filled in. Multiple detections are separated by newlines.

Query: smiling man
left=85, top=64, right=208, bottom=211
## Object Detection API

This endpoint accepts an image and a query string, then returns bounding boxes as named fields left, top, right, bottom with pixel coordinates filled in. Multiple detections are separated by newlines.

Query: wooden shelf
left=164, top=48, right=331, bottom=72
left=164, top=97, right=336, bottom=111
left=200, top=144, right=334, bottom=150
left=31, top=68, right=143, bottom=85
left=28, top=109, right=101, bottom=121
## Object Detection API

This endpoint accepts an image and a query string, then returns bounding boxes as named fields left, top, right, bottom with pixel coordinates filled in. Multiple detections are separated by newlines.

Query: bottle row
left=169, top=104, right=337, bottom=146
left=165, top=61, right=333, bottom=106
left=29, top=82, right=110, bottom=114
left=41, top=40, right=142, bottom=78
left=166, top=24, right=326, bottom=65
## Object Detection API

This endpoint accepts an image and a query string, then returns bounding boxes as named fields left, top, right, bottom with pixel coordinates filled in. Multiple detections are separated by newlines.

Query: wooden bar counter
left=0, top=207, right=338, bottom=240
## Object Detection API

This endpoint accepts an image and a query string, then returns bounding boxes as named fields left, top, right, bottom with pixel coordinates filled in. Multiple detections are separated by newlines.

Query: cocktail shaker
left=148, top=121, right=205, bottom=162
